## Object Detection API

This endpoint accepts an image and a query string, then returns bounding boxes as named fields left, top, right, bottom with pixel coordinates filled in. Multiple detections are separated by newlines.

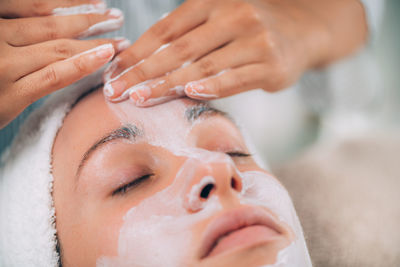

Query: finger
left=108, top=0, right=212, bottom=77
left=184, top=64, right=269, bottom=100
left=0, top=0, right=105, bottom=18
left=104, top=20, right=235, bottom=100
left=14, top=43, right=114, bottom=104
left=12, top=37, right=130, bottom=80
left=117, top=38, right=263, bottom=105
left=4, top=8, right=123, bottom=46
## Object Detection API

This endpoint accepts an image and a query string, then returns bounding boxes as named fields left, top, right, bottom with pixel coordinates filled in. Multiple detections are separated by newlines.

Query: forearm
left=295, top=0, right=368, bottom=67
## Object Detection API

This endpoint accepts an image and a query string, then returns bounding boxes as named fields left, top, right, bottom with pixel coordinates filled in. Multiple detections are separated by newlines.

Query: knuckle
left=210, top=78, right=222, bottom=95
left=53, top=41, right=73, bottom=59
left=43, top=17, right=59, bottom=40
left=82, top=14, right=94, bottom=29
left=232, top=3, right=262, bottom=30
left=233, top=73, right=248, bottom=89
left=13, top=21, right=28, bottom=37
left=32, top=0, right=50, bottom=16
left=197, top=58, right=216, bottom=77
left=172, top=39, right=193, bottom=61
left=240, top=3, right=261, bottom=22
left=270, top=60, right=290, bottom=90
left=130, top=66, right=147, bottom=83
left=134, top=66, right=147, bottom=81
left=149, top=22, right=175, bottom=43
left=73, top=57, right=88, bottom=73
left=43, top=66, right=60, bottom=87
left=123, top=49, right=141, bottom=64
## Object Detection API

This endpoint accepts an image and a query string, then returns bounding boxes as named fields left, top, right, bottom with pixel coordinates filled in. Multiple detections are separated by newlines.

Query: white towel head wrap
left=0, top=72, right=103, bottom=267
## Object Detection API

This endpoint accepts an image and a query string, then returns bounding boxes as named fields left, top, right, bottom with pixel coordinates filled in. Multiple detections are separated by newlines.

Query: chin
left=196, top=237, right=291, bottom=267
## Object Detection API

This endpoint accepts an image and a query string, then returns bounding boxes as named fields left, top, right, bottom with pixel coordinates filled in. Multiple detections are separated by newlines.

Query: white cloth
left=0, top=1, right=385, bottom=266
left=0, top=72, right=103, bottom=267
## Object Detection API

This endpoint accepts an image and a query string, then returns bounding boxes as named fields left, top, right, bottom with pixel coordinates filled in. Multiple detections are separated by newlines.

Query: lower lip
left=208, top=225, right=280, bottom=258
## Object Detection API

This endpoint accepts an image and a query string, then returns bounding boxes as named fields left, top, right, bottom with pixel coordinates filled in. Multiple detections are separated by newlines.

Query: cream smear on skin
left=78, top=8, right=124, bottom=39
left=97, top=99, right=311, bottom=266
left=52, top=3, right=107, bottom=16
left=97, top=157, right=224, bottom=267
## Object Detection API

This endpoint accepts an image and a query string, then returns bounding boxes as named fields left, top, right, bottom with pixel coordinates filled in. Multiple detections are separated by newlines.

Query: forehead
left=53, top=90, right=216, bottom=175
left=59, top=89, right=200, bottom=143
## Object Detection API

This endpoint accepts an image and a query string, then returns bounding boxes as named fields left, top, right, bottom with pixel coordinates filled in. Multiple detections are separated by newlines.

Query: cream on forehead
left=97, top=98, right=311, bottom=266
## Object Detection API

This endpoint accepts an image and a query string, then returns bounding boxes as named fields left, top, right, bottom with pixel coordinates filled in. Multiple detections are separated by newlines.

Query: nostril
left=231, top=177, right=242, bottom=191
left=200, top=183, right=215, bottom=199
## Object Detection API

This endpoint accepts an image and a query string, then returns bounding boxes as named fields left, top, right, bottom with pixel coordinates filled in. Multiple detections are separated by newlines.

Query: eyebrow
left=75, top=124, right=141, bottom=178
left=75, top=104, right=231, bottom=180
left=185, top=104, right=229, bottom=122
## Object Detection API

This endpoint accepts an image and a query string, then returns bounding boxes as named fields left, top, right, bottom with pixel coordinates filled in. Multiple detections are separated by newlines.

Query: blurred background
left=222, top=0, right=400, bottom=165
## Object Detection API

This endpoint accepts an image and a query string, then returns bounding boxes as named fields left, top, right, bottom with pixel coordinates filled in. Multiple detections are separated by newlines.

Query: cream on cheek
left=97, top=155, right=225, bottom=267
left=239, top=171, right=312, bottom=267
left=97, top=99, right=311, bottom=266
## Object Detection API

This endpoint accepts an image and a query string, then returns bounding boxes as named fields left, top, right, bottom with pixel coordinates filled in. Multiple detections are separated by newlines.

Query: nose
left=181, top=154, right=243, bottom=212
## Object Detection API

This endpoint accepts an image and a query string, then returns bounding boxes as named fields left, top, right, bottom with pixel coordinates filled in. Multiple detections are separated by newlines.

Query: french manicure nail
left=110, top=80, right=127, bottom=94
left=94, top=43, right=114, bottom=59
left=129, top=84, right=152, bottom=105
left=104, top=83, right=114, bottom=97
left=113, top=37, right=131, bottom=52
left=107, top=8, right=123, bottom=18
left=103, top=57, right=120, bottom=81
left=185, top=82, right=217, bottom=99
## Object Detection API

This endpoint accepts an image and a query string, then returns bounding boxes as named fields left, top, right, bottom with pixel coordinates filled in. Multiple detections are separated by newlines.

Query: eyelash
left=112, top=174, right=154, bottom=196
left=112, top=152, right=250, bottom=196
left=226, top=151, right=252, bottom=158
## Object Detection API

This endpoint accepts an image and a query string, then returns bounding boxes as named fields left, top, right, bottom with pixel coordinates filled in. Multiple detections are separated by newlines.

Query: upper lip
left=199, top=206, right=287, bottom=259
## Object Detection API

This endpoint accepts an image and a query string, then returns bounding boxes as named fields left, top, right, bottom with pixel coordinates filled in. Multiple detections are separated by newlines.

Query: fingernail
left=109, top=80, right=127, bottom=97
left=185, top=82, right=217, bottom=99
left=185, top=81, right=204, bottom=94
left=78, top=8, right=124, bottom=38
left=94, top=43, right=114, bottom=59
left=129, top=84, right=152, bottom=105
left=104, top=83, right=114, bottom=97
left=113, top=37, right=131, bottom=52
left=103, top=57, right=120, bottom=82
left=107, top=8, right=123, bottom=19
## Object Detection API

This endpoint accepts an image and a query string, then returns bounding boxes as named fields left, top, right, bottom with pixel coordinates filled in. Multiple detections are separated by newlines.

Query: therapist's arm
left=103, top=0, right=367, bottom=106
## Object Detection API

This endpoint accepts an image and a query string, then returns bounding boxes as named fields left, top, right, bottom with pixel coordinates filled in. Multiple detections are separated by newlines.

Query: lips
left=199, top=206, right=287, bottom=259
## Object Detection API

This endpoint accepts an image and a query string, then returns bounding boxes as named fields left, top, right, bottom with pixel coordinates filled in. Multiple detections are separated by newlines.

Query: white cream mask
left=97, top=99, right=311, bottom=266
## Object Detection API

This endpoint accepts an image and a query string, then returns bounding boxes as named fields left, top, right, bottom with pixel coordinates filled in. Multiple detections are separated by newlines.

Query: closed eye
left=112, top=174, right=154, bottom=196
left=226, top=151, right=252, bottom=157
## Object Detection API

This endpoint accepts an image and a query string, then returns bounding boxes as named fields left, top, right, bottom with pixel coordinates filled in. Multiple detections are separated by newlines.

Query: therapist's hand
left=0, top=0, right=129, bottom=129
left=103, top=0, right=367, bottom=106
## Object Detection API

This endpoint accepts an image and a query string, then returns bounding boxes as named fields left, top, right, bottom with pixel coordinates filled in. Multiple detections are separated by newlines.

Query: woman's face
left=52, top=89, right=310, bottom=267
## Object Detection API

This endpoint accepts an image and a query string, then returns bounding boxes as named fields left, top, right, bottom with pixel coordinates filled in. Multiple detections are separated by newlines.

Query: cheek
left=90, top=211, right=125, bottom=259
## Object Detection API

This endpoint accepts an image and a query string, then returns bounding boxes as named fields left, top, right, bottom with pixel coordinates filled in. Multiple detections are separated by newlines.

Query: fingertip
left=94, top=43, right=115, bottom=60
left=113, top=37, right=131, bottom=53
left=184, top=81, right=218, bottom=99
left=103, top=82, right=114, bottom=98
left=103, top=57, right=120, bottom=82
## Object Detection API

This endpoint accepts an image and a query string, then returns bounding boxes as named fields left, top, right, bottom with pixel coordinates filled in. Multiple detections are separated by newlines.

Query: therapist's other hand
left=0, top=0, right=129, bottom=129
left=103, top=0, right=366, bottom=106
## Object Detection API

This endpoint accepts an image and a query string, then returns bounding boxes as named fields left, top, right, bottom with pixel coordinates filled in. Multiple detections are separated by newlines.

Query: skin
left=103, top=0, right=367, bottom=105
left=0, top=0, right=129, bottom=129
left=52, top=90, right=296, bottom=266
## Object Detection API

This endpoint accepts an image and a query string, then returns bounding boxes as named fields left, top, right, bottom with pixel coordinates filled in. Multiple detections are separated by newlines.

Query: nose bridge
left=180, top=150, right=243, bottom=212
